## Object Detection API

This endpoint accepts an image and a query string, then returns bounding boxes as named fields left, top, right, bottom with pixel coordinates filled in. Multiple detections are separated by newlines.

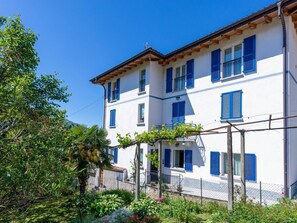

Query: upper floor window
left=110, top=109, right=116, bottom=128
left=166, top=59, right=194, bottom=93
left=211, top=35, right=256, bottom=83
left=107, top=78, right=120, bottom=102
left=139, top=70, right=146, bottom=93
left=174, top=65, right=186, bottom=91
left=223, top=44, right=242, bottom=78
left=221, top=90, right=242, bottom=120
left=138, top=103, right=145, bottom=124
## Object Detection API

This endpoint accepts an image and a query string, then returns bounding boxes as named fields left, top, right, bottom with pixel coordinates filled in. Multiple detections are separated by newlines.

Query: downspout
left=278, top=0, right=288, bottom=198
left=99, top=82, right=107, bottom=129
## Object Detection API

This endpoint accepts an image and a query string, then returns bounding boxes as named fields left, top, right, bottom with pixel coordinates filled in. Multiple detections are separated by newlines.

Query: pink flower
left=156, top=197, right=163, bottom=203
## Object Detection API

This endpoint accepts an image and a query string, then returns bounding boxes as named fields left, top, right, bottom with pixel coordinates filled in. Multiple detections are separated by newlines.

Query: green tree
left=69, top=125, right=111, bottom=195
left=0, top=16, right=73, bottom=206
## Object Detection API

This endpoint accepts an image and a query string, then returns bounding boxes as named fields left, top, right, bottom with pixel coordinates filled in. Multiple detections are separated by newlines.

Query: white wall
left=287, top=15, right=297, bottom=187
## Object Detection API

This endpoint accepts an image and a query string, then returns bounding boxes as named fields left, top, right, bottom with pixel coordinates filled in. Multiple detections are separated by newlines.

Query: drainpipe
left=99, top=82, right=107, bottom=129
left=278, top=0, right=288, bottom=198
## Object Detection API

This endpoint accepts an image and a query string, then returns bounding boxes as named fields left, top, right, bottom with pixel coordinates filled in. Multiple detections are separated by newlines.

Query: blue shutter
left=243, top=35, right=256, bottom=73
left=110, top=110, right=116, bottom=127
left=166, top=67, right=173, bottom=93
left=107, top=82, right=111, bottom=102
left=185, top=150, right=193, bottom=171
left=210, top=152, right=220, bottom=176
left=186, top=59, right=194, bottom=88
left=245, top=153, right=256, bottom=181
left=164, top=149, right=171, bottom=168
left=113, top=148, right=118, bottom=163
left=116, top=78, right=120, bottom=100
left=211, top=49, right=221, bottom=82
left=179, top=101, right=185, bottom=123
left=172, top=102, right=178, bottom=126
left=221, top=93, right=230, bottom=120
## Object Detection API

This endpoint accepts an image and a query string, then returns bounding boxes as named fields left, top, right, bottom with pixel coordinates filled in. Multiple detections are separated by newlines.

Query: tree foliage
left=0, top=16, right=73, bottom=206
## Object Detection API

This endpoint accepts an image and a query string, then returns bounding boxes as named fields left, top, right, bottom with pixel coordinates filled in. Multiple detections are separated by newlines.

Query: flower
left=156, top=197, right=163, bottom=203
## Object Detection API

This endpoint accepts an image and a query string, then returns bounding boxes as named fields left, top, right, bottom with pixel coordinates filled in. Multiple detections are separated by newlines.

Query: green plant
left=90, top=194, right=124, bottom=217
left=129, top=197, right=161, bottom=219
left=127, top=215, right=161, bottom=223
left=101, top=189, right=134, bottom=205
left=162, top=197, right=201, bottom=223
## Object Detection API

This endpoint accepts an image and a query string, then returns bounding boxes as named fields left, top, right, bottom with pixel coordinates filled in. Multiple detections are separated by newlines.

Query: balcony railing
left=223, top=57, right=242, bottom=78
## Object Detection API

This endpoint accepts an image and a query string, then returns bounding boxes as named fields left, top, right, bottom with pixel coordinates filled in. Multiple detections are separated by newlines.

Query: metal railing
left=223, top=57, right=242, bottom=78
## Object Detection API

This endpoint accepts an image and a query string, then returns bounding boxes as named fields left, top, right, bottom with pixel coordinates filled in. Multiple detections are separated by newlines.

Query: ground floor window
left=174, top=150, right=184, bottom=168
left=223, top=153, right=241, bottom=176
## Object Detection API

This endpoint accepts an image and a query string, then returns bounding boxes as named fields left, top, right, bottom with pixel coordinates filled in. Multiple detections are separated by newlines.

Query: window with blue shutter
left=166, top=67, right=173, bottom=93
left=113, top=148, right=118, bottom=164
left=221, top=90, right=242, bottom=120
left=172, top=101, right=185, bottom=127
left=110, top=109, right=116, bottom=128
left=116, top=78, right=120, bottom=100
left=211, top=49, right=221, bottom=82
left=186, top=59, right=194, bottom=88
left=243, top=35, right=256, bottom=73
left=164, top=149, right=171, bottom=168
left=210, top=151, right=220, bottom=176
left=245, top=153, right=256, bottom=181
left=185, top=150, right=193, bottom=171
left=107, top=82, right=111, bottom=102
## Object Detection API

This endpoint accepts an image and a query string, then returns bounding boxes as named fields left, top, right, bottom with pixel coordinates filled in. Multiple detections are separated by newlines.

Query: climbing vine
left=116, top=123, right=202, bottom=148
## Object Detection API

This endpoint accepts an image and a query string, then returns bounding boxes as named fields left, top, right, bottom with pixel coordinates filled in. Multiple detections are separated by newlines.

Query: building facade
left=91, top=1, right=297, bottom=200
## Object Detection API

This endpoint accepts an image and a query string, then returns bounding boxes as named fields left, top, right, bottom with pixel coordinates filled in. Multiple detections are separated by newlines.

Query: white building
left=90, top=1, right=297, bottom=201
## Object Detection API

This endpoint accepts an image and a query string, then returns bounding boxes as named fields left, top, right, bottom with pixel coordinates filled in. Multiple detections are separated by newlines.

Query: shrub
left=101, top=189, right=134, bottom=205
left=201, top=201, right=226, bottom=214
left=127, top=215, right=161, bottom=223
left=90, top=194, right=124, bottom=217
left=105, top=208, right=133, bottom=223
left=129, top=197, right=161, bottom=219
left=162, top=197, right=201, bottom=223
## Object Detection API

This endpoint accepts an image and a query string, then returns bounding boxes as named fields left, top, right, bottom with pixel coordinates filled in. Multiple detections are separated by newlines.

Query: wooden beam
left=177, top=54, right=184, bottom=59
left=193, top=47, right=200, bottom=52
left=248, top=23, right=257, bottom=29
left=234, top=29, right=243, bottom=35
left=283, top=6, right=290, bottom=16
left=201, top=43, right=209, bottom=48
left=221, top=34, right=230, bottom=40
left=211, top=39, right=219, bottom=45
left=264, top=15, right=272, bottom=24
left=292, top=13, right=297, bottom=21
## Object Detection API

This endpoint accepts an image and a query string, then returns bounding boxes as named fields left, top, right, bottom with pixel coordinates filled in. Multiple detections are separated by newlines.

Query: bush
left=90, top=194, right=124, bottom=217
left=201, top=201, right=226, bottom=214
left=129, top=197, right=161, bottom=219
left=162, top=197, right=201, bottom=223
left=102, top=208, right=133, bottom=223
left=101, top=189, right=134, bottom=206
left=127, top=215, right=161, bottom=223
left=209, top=198, right=297, bottom=223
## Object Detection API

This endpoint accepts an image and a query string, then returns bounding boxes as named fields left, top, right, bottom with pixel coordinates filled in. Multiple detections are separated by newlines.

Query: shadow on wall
left=194, top=135, right=206, bottom=167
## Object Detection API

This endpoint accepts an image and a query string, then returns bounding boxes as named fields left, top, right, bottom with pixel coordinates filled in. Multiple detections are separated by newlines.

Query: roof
left=91, top=0, right=297, bottom=84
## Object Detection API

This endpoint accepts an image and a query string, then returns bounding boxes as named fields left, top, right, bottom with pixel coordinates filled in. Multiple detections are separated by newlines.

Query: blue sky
left=0, top=0, right=276, bottom=126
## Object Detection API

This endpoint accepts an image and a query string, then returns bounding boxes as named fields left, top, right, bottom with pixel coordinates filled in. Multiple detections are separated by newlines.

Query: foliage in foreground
left=129, top=197, right=161, bottom=220
left=101, top=189, right=134, bottom=206
left=210, top=198, right=297, bottom=223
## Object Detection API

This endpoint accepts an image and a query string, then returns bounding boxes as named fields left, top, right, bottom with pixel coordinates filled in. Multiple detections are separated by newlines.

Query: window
left=221, top=90, right=242, bottom=120
left=223, top=44, right=242, bottom=78
left=139, top=70, right=146, bottom=92
left=223, top=153, right=241, bottom=176
left=110, top=109, right=116, bottom=128
left=174, top=150, right=184, bottom=168
left=107, top=78, right=120, bottom=102
left=106, top=148, right=118, bottom=164
left=166, top=59, right=194, bottom=93
left=172, top=101, right=185, bottom=126
left=140, top=148, right=143, bottom=167
left=138, top=103, right=145, bottom=124
left=174, top=65, right=186, bottom=91
left=210, top=151, right=257, bottom=181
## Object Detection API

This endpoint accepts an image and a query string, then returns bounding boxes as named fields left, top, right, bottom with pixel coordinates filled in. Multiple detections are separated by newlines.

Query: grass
left=0, top=196, right=78, bottom=223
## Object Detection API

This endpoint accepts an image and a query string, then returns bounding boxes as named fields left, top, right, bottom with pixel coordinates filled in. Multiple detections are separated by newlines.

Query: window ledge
left=138, top=91, right=146, bottom=96
left=220, top=174, right=241, bottom=182
left=110, top=99, right=118, bottom=103
left=137, top=123, right=145, bottom=126
left=110, top=126, right=116, bottom=129
left=220, top=118, right=243, bottom=123
left=170, top=167, right=185, bottom=173
left=221, top=73, right=244, bottom=82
